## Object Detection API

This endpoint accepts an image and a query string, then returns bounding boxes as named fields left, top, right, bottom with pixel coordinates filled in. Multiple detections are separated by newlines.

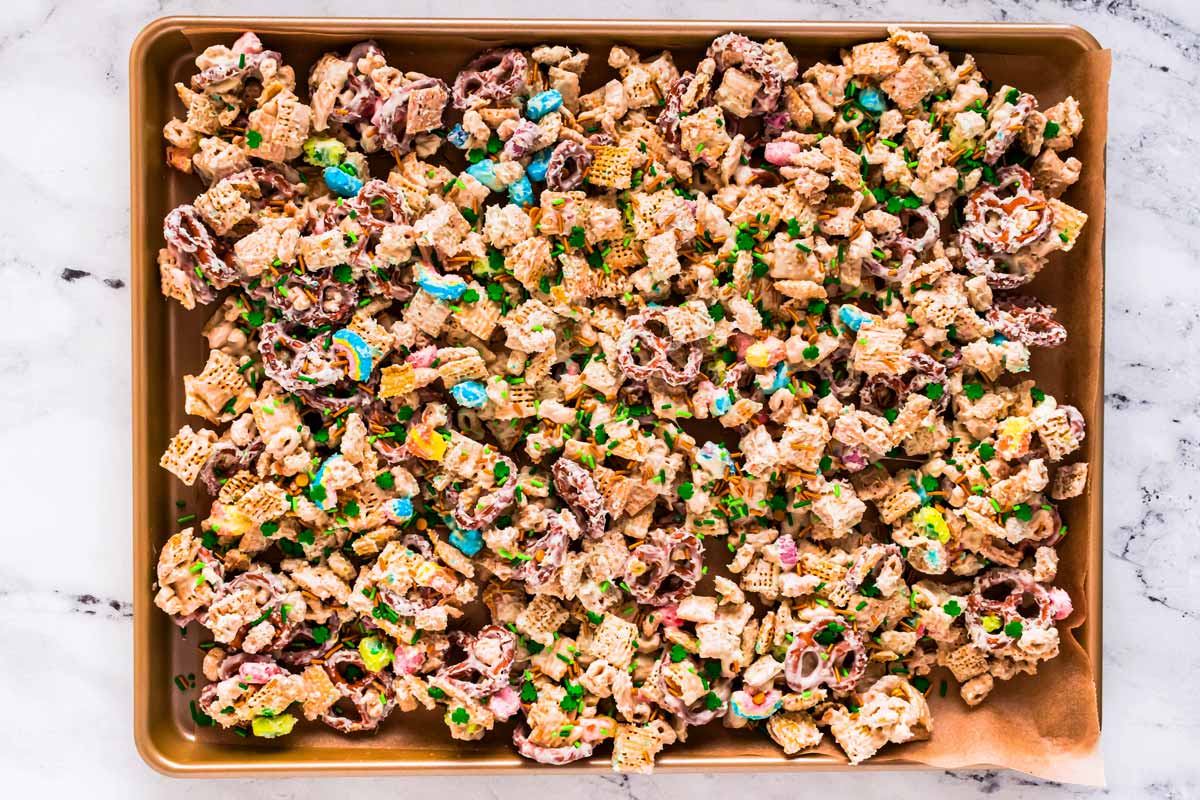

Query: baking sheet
left=130, top=18, right=1107, bottom=780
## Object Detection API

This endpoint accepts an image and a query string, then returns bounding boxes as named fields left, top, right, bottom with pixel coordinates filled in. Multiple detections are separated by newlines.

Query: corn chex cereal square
left=944, top=644, right=989, bottom=682
left=160, top=426, right=218, bottom=486
left=236, top=480, right=290, bottom=523
left=766, top=711, right=823, bottom=755
left=218, top=470, right=261, bottom=505
left=516, top=594, right=568, bottom=646
left=586, top=146, right=635, bottom=189
left=379, top=363, right=417, bottom=399
left=582, top=613, right=638, bottom=668
left=611, top=723, right=664, bottom=774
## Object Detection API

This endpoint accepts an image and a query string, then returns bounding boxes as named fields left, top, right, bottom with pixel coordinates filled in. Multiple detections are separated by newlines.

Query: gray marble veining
left=1, top=0, right=1196, bottom=797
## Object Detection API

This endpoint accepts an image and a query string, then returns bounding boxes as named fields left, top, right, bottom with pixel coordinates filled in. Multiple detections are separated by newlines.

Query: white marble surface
left=1, top=0, right=1196, bottom=796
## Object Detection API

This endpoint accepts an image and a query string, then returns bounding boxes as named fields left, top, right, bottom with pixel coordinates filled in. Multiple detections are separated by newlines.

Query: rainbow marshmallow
left=730, top=689, right=783, bottom=720
left=330, top=329, right=375, bottom=382
left=415, top=266, right=468, bottom=302
left=311, top=455, right=345, bottom=511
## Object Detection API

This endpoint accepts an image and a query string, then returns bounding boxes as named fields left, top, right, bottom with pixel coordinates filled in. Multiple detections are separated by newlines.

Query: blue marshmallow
left=526, top=148, right=553, bottom=182
left=508, top=175, right=535, bottom=207
left=525, top=89, right=563, bottom=121
left=838, top=304, right=871, bottom=332
left=449, top=527, right=484, bottom=557
left=323, top=165, right=362, bottom=198
left=443, top=514, right=485, bottom=556
left=857, top=86, right=887, bottom=114
left=764, top=362, right=790, bottom=395
left=450, top=380, right=489, bottom=408
left=447, top=123, right=470, bottom=149
left=923, top=547, right=940, bottom=569
left=384, top=497, right=414, bottom=525
left=466, top=159, right=503, bottom=191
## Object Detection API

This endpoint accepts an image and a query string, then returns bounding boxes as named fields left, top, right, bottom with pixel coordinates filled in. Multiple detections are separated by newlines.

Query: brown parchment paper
left=132, top=20, right=1108, bottom=781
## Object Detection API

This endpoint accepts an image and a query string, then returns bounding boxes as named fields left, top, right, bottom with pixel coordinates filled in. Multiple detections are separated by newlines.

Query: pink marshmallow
left=764, top=140, right=800, bottom=166
left=393, top=644, right=427, bottom=676
left=656, top=604, right=682, bottom=628
left=732, top=333, right=755, bottom=359
left=1049, top=588, right=1074, bottom=620
left=487, top=686, right=521, bottom=721
left=579, top=715, right=616, bottom=743
left=239, top=661, right=285, bottom=684
left=842, top=447, right=870, bottom=472
left=406, top=345, right=437, bottom=368
left=776, top=534, right=798, bottom=567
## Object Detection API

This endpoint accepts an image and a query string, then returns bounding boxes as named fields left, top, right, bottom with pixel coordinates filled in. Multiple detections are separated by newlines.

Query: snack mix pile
left=154, top=27, right=1092, bottom=769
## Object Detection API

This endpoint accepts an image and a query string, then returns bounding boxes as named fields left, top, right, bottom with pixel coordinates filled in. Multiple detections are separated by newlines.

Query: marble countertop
left=2, top=0, right=1196, bottom=797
